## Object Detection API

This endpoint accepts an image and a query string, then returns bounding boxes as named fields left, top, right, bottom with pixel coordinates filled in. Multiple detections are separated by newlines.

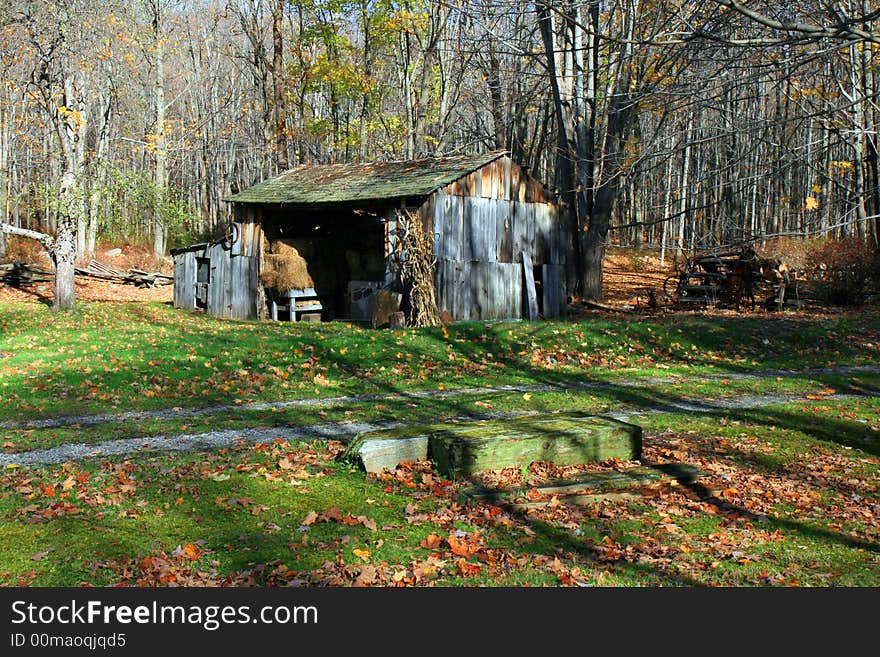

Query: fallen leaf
left=448, top=532, right=480, bottom=557
left=354, top=564, right=376, bottom=586
left=31, top=549, right=53, bottom=561
left=301, top=511, right=318, bottom=526
left=172, top=543, right=201, bottom=561
left=420, top=533, right=443, bottom=549
left=455, top=558, right=483, bottom=576
left=357, top=515, right=377, bottom=531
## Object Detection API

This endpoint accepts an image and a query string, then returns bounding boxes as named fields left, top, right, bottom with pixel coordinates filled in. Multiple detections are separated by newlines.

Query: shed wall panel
left=173, top=251, right=196, bottom=310
left=206, top=243, right=227, bottom=317
left=435, top=258, right=471, bottom=321
left=542, top=264, right=565, bottom=318
left=433, top=194, right=462, bottom=261
left=496, top=201, right=514, bottom=263
left=439, top=156, right=550, bottom=204
left=468, top=262, right=522, bottom=320
left=463, top=197, right=497, bottom=262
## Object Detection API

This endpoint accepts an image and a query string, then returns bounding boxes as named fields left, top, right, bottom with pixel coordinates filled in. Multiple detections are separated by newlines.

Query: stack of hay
left=261, top=240, right=315, bottom=292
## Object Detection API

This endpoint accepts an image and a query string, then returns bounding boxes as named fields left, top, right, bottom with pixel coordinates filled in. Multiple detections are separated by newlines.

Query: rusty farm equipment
left=662, top=248, right=797, bottom=310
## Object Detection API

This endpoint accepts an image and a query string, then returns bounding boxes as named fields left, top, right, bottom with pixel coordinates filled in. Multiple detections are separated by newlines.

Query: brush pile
left=0, top=261, right=172, bottom=288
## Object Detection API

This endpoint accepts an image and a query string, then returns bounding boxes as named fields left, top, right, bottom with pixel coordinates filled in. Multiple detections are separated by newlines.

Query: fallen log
left=0, top=263, right=54, bottom=285
left=74, top=260, right=173, bottom=287
left=3, top=261, right=173, bottom=288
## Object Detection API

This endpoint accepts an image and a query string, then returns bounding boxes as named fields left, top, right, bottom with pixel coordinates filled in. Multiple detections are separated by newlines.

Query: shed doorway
left=260, top=206, right=388, bottom=321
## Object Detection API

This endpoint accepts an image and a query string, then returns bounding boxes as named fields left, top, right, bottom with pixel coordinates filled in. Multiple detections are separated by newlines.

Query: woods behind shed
left=171, top=150, right=572, bottom=322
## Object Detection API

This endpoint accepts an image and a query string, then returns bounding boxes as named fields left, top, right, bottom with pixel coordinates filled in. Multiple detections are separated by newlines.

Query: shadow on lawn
left=7, top=308, right=879, bottom=586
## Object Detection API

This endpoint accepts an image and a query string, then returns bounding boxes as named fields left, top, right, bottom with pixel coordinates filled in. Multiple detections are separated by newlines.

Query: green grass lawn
left=1, top=301, right=878, bottom=421
left=0, top=301, right=878, bottom=586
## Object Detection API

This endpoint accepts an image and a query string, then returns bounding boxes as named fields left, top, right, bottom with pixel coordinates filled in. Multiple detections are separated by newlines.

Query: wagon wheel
left=663, top=274, right=682, bottom=303
left=222, top=222, right=240, bottom=248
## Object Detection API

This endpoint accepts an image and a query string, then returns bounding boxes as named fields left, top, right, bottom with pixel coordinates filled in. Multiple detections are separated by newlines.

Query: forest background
left=0, top=1, right=878, bottom=305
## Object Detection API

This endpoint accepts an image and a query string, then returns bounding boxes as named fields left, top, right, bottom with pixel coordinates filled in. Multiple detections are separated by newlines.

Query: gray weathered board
left=172, top=250, right=196, bottom=310
left=522, top=251, right=538, bottom=319
left=341, top=413, right=642, bottom=476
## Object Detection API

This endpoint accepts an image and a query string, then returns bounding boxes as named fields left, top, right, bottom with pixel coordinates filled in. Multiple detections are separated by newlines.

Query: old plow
left=663, top=248, right=797, bottom=310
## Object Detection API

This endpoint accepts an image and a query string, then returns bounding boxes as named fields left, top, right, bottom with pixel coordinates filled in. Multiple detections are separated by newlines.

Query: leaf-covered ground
left=0, top=301, right=878, bottom=586
left=0, top=397, right=877, bottom=587
left=1, top=301, right=878, bottom=423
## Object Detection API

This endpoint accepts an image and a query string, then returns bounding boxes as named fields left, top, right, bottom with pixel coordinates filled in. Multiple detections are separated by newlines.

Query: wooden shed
left=171, top=150, right=571, bottom=322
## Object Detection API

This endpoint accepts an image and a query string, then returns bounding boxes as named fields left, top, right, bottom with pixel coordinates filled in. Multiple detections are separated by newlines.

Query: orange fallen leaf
left=448, top=532, right=480, bottom=558
left=455, top=558, right=482, bottom=576
left=180, top=543, right=201, bottom=561
left=420, top=533, right=443, bottom=549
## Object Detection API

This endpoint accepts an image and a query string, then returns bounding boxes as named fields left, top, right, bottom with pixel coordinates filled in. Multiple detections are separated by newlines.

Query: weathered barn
left=171, top=150, right=571, bottom=323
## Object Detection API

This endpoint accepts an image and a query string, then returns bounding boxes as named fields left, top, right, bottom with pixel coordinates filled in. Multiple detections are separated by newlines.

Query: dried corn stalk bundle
left=395, top=210, right=439, bottom=327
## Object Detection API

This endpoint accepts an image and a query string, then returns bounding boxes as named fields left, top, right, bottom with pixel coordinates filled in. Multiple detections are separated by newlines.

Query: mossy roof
left=226, top=151, right=508, bottom=205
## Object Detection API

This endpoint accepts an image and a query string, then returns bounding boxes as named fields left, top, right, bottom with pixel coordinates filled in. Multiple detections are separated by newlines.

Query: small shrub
left=758, top=237, right=812, bottom=273
left=805, top=238, right=880, bottom=306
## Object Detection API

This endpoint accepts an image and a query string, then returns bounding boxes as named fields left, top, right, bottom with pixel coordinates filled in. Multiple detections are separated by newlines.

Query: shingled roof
left=226, top=150, right=508, bottom=205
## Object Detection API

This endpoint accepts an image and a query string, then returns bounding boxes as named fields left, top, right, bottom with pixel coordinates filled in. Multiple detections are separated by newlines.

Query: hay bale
left=261, top=241, right=315, bottom=291
left=273, top=239, right=313, bottom=260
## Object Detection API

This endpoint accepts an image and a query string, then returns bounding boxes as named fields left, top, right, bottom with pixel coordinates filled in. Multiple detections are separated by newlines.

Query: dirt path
left=2, top=364, right=878, bottom=466
left=3, top=364, right=878, bottom=431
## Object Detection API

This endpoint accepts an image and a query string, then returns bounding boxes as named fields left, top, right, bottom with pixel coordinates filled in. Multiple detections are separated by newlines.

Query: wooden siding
left=205, top=241, right=259, bottom=319
left=236, top=207, right=263, bottom=257
left=440, top=155, right=548, bottom=204
left=462, top=197, right=496, bottom=262
left=431, top=194, right=462, bottom=261
left=542, top=264, right=566, bottom=318
left=436, top=259, right=522, bottom=321
left=431, top=193, right=564, bottom=267
left=172, top=250, right=196, bottom=310
left=172, top=241, right=259, bottom=319
left=428, top=187, right=568, bottom=320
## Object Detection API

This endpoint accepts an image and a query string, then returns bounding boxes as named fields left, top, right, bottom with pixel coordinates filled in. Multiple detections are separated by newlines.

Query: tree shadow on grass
left=7, top=309, right=879, bottom=585
left=674, top=476, right=880, bottom=556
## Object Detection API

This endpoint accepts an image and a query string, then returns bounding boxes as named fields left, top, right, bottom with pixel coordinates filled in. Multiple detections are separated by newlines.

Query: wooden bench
left=269, top=287, right=322, bottom=321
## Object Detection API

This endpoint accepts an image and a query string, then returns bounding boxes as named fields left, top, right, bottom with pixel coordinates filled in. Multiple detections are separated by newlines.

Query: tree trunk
left=52, top=230, right=76, bottom=310
left=538, top=2, right=579, bottom=295
left=581, top=81, right=635, bottom=299
left=152, top=2, right=167, bottom=258
left=272, top=0, right=288, bottom=170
